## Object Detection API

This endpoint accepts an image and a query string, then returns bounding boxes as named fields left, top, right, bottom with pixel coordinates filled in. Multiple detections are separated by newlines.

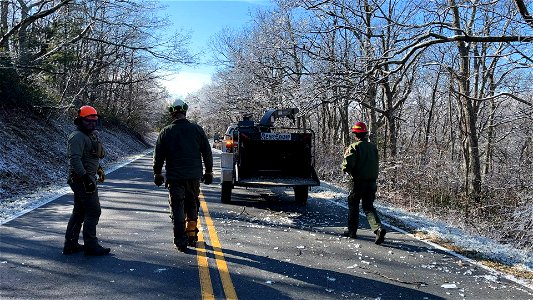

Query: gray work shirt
left=67, top=130, right=104, bottom=179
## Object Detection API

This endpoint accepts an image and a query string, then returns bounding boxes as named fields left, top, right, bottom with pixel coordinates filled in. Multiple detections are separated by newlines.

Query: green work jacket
left=153, top=118, right=213, bottom=181
left=341, top=140, right=379, bottom=180
left=67, top=129, right=105, bottom=180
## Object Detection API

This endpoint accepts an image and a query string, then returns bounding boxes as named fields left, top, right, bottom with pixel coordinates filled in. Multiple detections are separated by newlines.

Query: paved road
left=1, top=153, right=531, bottom=299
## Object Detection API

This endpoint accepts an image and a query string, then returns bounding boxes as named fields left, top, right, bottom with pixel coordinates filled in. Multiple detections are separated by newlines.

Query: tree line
left=188, top=0, right=532, bottom=250
left=0, top=0, right=191, bottom=132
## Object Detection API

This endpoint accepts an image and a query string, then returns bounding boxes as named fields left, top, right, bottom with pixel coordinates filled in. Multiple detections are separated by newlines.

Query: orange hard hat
left=78, top=105, right=98, bottom=120
left=351, top=121, right=368, bottom=133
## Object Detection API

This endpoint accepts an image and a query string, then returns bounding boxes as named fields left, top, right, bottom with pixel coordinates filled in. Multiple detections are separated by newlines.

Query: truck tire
left=294, top=186, right=308, bottom=205
left=221, top=182, right=232, bottom=203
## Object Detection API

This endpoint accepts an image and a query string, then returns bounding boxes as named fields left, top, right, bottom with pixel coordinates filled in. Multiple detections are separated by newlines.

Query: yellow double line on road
left=196, top=192, right=238, bottom=300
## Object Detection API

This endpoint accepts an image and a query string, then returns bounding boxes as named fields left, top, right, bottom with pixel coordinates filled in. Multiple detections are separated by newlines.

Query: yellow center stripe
left=199, top=193, right=238, bottom=300
left=196, top=217, right=214, bottom=300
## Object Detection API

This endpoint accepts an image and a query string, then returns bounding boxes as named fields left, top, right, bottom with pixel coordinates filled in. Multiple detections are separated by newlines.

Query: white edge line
left=324, top=197, right=533, bottom=292
left=0, top=149, right=152, bottom=226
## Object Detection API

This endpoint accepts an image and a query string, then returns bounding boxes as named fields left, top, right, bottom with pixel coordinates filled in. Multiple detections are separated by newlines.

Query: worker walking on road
left=153, top=99, right=213, bottom=252
left=64, top=105, right=110, bottom=256
left=341, top=121, right=386, bottom=245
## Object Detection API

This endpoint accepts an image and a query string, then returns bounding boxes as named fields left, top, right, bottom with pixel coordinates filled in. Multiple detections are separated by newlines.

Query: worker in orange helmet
left=341, top=121, right=386, bottom=245
left=63, top=105, right=110, bottom=256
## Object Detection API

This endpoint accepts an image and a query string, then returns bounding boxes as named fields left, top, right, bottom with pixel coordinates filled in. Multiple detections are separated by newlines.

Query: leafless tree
left=196, top=0, right=532, bottom=248
left=1, top=0, right=194, bottom=132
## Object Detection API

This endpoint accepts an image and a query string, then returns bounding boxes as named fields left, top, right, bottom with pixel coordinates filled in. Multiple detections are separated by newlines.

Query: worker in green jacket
left=64, top=105, right=110, bottom=256
left=341, top=121, right=386, bottom=245
left=153, top=99, right=213, bottom=252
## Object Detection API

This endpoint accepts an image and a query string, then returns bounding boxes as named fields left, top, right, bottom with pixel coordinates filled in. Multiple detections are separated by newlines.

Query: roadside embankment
left=0, top=107, right=153, bottom=202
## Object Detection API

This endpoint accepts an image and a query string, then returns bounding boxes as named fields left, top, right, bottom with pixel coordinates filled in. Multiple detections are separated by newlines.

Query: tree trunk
left=450, top=0, right=482, bottom=204
left=0, top=0, right=8, bottom=50
left=17, top=1, right=30, bottom=68
left=422, top=69, right=441, bottom=165
left=483, top=96, right=496, bottom=176
left=339, top=98, right=350, bottom=145
left=363, top=0, right=378, bottom=144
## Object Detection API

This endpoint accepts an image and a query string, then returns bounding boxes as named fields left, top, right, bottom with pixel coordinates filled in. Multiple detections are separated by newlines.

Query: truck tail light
left=225, top=140, right=233, bottom=151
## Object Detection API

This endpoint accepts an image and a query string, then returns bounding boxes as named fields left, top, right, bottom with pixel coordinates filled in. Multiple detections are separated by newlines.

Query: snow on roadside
left=0, top=150, right=151, bottom=225
left=0, top=146, right=220, bottom=224
left=311, top=181, right=533, bottom=290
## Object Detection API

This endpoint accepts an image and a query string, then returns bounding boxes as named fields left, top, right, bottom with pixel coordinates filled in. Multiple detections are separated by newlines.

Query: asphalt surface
left=1, top=153, right=532, bottom=299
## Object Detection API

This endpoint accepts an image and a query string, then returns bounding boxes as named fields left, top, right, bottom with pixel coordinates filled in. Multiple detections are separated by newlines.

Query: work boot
left=173, top=234, right=189, bottom=252
left=63, top=242, right=84, bottom=255
left=185, top=220, right=198, bottom=247
left=187, top=235, right=198, bottom=247
left=342, top=230, right=357, bottom=239
left=84, top=244, right=111, bottom=256
left=374, top=227, right=387, bottom=245
left=175, top=243, right=188, bottom=253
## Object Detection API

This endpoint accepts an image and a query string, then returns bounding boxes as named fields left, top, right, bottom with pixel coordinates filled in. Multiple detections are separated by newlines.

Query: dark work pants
left=167, top=180, right=200, bottom=246
left=347, top=180, right=381, bottom=234
left=64, top=182, right=101, bottom=248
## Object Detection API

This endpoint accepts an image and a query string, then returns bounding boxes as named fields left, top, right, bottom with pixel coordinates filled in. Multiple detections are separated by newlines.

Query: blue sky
left=157, top=0, right=273, bottom=97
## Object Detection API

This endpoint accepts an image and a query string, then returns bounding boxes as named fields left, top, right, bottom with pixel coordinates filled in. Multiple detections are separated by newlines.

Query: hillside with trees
left=1, top=0, right=187, bottom=131
left=0, top=1, right=183, bottom=199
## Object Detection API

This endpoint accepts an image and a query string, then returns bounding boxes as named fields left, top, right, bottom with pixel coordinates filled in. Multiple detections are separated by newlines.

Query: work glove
left=97, top=165, right=105, bottom=183
left=81, top=174, right=96, bottom=193
left=154, top=173, right=165, bottom=187
left=201, top=172, right=213, bottom=185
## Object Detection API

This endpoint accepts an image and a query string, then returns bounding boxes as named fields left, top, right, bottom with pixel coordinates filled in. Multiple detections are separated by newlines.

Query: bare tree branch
left=0, top=0, right=73, bottom=45
left=375, top=32, right=533, bottom=74
left=33, top=23, right=94, bottom=63
left=84, top=37, right=194, bottom=64
left=513, top=0, right=533, bottom=29
left=457, top=91, right=533, bottom=106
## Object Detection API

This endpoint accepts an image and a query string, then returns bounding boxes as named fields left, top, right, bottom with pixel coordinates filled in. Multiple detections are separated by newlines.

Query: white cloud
left=161, top=72, right=212, bottom=98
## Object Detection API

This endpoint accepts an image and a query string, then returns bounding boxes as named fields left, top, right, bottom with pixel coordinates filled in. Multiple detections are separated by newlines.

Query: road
left=1, top=153, right=531, bottom=299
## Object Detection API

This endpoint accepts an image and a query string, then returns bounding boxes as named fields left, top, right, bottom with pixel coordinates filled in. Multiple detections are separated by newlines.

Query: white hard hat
left=168, top=98, right=188, bottom=113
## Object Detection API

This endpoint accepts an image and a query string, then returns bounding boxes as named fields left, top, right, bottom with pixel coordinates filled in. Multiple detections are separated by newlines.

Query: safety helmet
left=168, top=98, right=188, bottom=114
left=351, top=121, right=368, bottom=133
left=78, top=105, right=98, bottom=120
